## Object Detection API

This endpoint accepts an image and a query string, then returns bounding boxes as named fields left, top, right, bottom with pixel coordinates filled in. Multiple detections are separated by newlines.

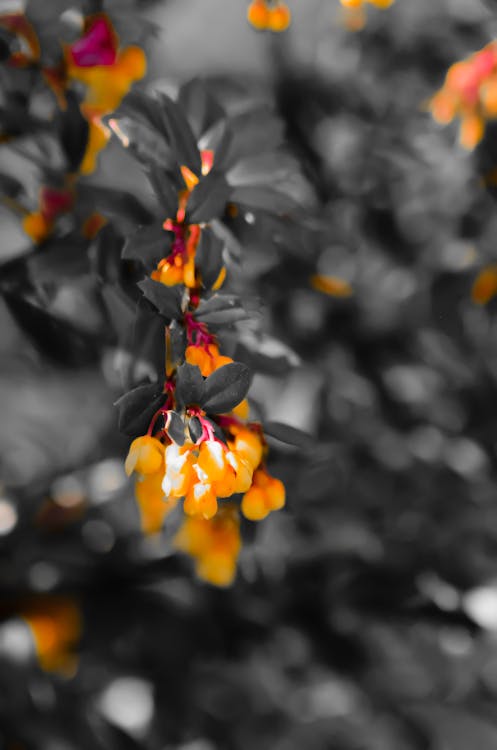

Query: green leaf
left=138, top=278, right=183, bottom=319
left=194, top=227, right=225, bottom=288
left=122, top=223, right=173, bottom=268
left=115, top=382, right=165, bottom=436
left=175, top=362, right=205, bottom=408
left=166, top=410, right=185, bottom=446
left=263, top=421, right=313, bottom=448
left=201, top=363, right=251, bottom=414
left=186, top=172, right=231, bottom=223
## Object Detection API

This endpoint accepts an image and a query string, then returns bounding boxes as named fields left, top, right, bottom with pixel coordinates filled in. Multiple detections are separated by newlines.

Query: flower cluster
left=339, top=0, right=395, bottom=30
left=1, top=8, right=146, bottom=243
left=61, top=14, right=146, bottom=174
left=247, top=0, right=292, bottom=32
left=109, top=83, right=307, bottom=584
left=149, top=153, right=226, bottom=291
left=430, top=42, right=497, bottom=149
left=125, top=398, right=284, bottom=524
left=123, top=369, right=286, bottom=583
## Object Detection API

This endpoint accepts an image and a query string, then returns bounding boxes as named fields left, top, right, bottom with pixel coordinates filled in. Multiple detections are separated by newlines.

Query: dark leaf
left=188, top=416, right=203, bottom=443
left=25, top=237, right=89, bottom=285
left=122, top=223, right=173, bottom=268
left=147, top=165, right=181, bottom=213
left=138, top=278, right=183, bottom=319
left=100, top=284, right=136, bottom=345
left=186, top=172, right=231, bottom=223
left=118, top=90, right=165, bottom=134
left=58, top=91, right=89, bottom=173
left=230, top=185, right=300, bottom=214
left=263, top=421, right=313, bottom=448
left=194, top=227, right=225, bottom=288
left=222, top=110, right=285, bottom=166
left=3, top=294, right=100, bottom=366
left=0, top=171, right=23, bottom=199
left=195, top=294, right=249, bottom=325
left=168, top=320, right=187, bottom=369
left=128, top=308, right=166, bottom=386
left=201, top=362, right=251, bottom=414
left=226, top=152, right=300, bottom=187
left=77, top=184, right=154, bottom=226
left=157, top=92, right=201, bottom=176
left=89, top=223, right=124, bottom=283
left=175, top=362, right=205, bottom=408
left=166, top=410, right=186, bottom=446
left=198, top=119, right=233, bottom=170
left=108, top=115, right=175, bottom=170
left=115, top=382, right=165, bottom=436
left=210, top=218, right=243, bottom=261
left=177, top=78, right=225, bottom=140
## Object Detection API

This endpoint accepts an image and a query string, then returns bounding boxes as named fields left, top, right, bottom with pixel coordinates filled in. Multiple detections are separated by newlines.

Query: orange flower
left=472, top=266, right=497, bottom=305
left=125, top=435, right=164, bottom=476
left=429, top=43, right=497, bottom=149
left=174, top=504, right=241, bottom=586
left=135, top=471, right=178, bottom=535
left=230, top=426, right=264, bottom=470
left=241, top=468, right=285, bottom=520
left=152, top=224, right=201, bottom=289
left=162, top=442, right=197, bottom=499
left=0, top=13, right=40, bottom=66
left=22, top=184, right=74, bottom=243
left=184, top=480, right=218, bottom=519
left=310, top=274, right=353, bottom=297
left=340, top=0, right=394, bottom=30
left=20, top=596, right=81, bottom=674
left=151, top=151, right=224, bottom=291
left=247, top=0, right=291, bottom=32
left=64, top=14, right=146, bottom=174
left=125, top=436, right=181, bottom=535
left=185, top=343, right=233, bottom=377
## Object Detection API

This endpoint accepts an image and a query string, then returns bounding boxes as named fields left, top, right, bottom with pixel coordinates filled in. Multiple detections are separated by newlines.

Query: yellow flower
left=174, top=504, right=241, bottom=586
left=21, top=596, right=81, bottom=674
left=125, top=435, right=164, bottom=476
left=135, top=471, right=178, bottom=535
left=241, top=468, right=285, bottom=520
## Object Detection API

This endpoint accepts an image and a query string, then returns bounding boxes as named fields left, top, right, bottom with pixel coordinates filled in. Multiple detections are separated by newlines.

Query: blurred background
left=4, top=0, right=497, bottom=748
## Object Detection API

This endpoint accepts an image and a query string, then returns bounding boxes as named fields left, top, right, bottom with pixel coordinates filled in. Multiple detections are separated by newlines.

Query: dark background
left=3, top=0, right=497, bottom=748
